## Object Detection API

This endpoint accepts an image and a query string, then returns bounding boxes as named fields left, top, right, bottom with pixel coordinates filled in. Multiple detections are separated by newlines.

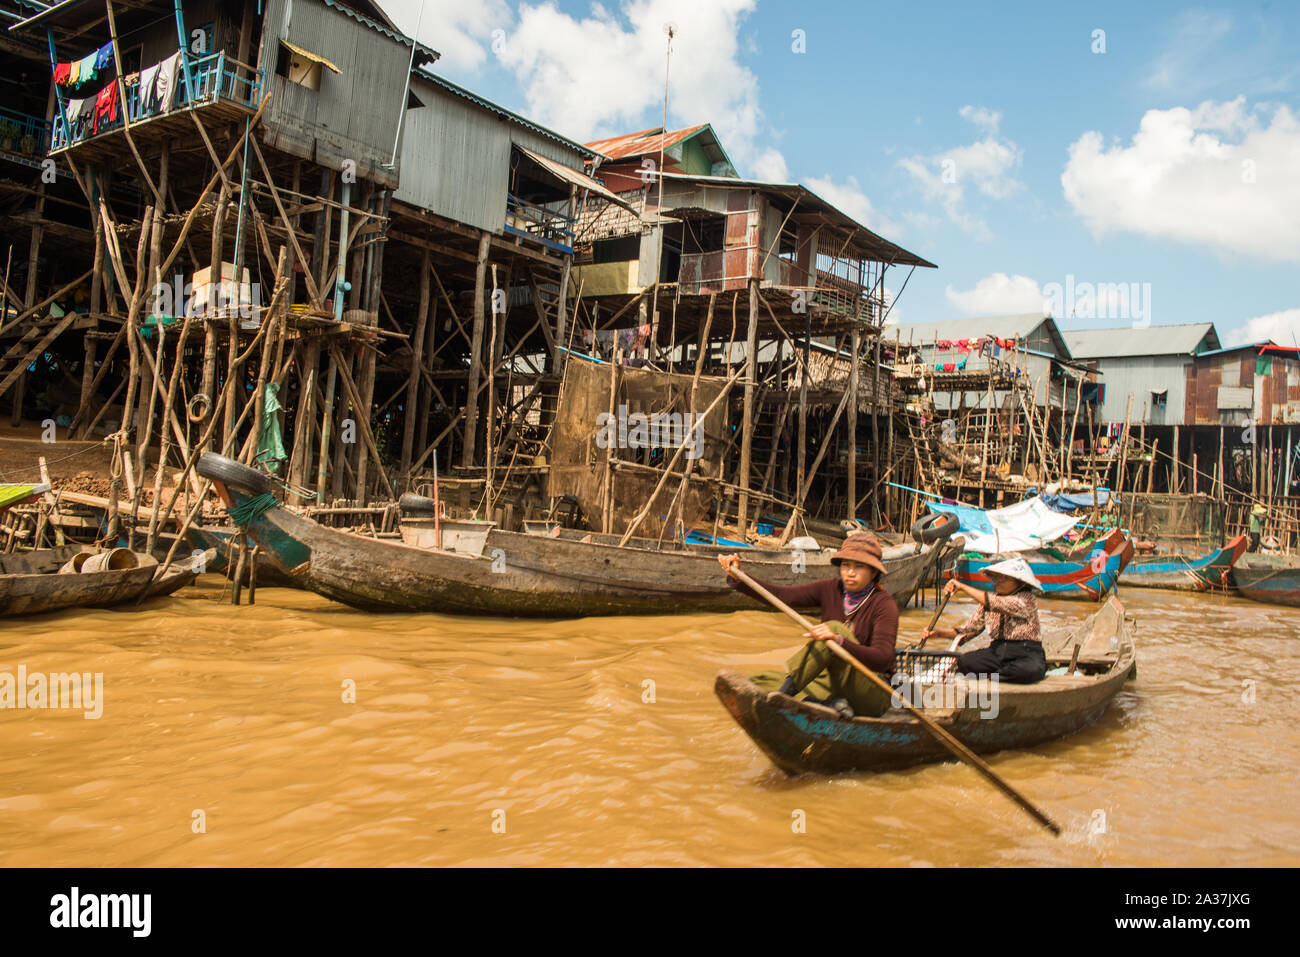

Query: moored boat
left=715, top=596, right=1136, bottom=775
left=185, top=524, right=301, bottom=588
left=949, top=528, right=1135, bottom=601
left=1119, top=535, right=1247, bottom=592
left=0, top=544, right=192, bottom=616
left=198, top=452, right=960, bottom=616
left=1232, top=554, right=1300, bottom=607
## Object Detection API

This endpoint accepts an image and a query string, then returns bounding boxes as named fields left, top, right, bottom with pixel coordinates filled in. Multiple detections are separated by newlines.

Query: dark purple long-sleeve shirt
left=729, top=574, right=899, bottom=673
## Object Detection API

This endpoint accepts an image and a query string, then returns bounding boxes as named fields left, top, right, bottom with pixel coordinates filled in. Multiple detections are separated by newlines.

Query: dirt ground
left=0, top=421, right=183, bottom=503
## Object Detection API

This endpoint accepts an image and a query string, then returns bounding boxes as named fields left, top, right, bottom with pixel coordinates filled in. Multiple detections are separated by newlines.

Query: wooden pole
left=399, top=249, right=432, bottom=485
left=848, top=325, right=859, bottom=521
left=461, top=230, right=491, bottom=467
left=737, top=279, right=760, bottom=536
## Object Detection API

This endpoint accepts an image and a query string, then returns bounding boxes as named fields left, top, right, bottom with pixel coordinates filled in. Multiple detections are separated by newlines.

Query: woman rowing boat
left=717, top=534, right=899, bottom=718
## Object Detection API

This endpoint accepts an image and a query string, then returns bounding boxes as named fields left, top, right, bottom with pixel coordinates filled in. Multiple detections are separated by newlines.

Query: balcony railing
left=0, top=106, right=51, bottom=165
left=50, top=50, right=263, bottom=152
left=504, top=193, right=576, bottom=254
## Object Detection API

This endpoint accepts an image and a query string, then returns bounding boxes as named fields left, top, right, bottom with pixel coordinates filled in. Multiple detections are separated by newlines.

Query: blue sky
left=380, top=0, right=1300, bottom=346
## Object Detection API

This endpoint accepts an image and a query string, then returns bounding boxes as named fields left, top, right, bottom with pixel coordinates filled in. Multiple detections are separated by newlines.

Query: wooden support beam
left=736, top=278, right=760, bottom=535
left=461, top=230, right=491, bottom=467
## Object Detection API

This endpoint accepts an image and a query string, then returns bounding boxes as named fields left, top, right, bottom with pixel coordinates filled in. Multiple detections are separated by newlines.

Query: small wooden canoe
left=0, top=546, right=159, bottom=616
left=1119, top=535, right=1247, bottom=592
left=199, top=452, right=961, bottom=617
left=1232, top=554, right=1300, bottom=607
left=950, top=528, right=1135, bottom=601
left=716, top=597, right=1136, bottom=775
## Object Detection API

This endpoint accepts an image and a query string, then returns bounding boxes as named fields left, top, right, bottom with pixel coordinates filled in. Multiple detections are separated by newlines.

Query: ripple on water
left=0, top=581, right=1297, bottom=865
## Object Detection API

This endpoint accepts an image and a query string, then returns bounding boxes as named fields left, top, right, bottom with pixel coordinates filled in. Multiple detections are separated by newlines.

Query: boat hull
left=0, top=546, right=159, bottom=617
left=1120, top=535, right=1247, bottom=592
left=197, top=454, right=959, bottom=617
left=1232, top=556, right=1300, bottom=607
left=716, top=598, right=1136, bottom=775
left=951, top=529, right=1135, bottom=601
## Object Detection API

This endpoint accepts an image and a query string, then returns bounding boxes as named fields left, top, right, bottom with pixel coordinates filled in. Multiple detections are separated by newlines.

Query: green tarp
left=254, top=382, right=286, bottom=474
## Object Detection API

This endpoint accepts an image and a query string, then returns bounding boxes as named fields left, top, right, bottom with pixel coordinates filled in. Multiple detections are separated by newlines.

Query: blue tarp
left=1041, top=490, right=1112, bottom=513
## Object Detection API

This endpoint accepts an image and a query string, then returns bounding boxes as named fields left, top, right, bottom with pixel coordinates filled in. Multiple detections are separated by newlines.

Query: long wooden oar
left=726, top=564, right=1062, bottom=837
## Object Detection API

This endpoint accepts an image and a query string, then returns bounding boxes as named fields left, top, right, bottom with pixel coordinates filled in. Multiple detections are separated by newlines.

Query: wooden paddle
left=916, top=590, right=954, bottom=647
left=725, top=562, right=1062, bottom=837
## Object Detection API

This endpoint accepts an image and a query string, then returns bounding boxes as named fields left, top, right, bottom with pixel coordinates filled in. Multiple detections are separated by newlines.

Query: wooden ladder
left=0, top=311, right=77, bottom=403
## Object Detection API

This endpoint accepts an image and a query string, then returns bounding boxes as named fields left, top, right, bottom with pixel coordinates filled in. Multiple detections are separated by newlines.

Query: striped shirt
left=956, top=590, right=1041, bottom=643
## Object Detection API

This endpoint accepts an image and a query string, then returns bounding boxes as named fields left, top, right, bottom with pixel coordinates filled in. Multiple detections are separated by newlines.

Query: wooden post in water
left=736, top=279, right=760, bottom=538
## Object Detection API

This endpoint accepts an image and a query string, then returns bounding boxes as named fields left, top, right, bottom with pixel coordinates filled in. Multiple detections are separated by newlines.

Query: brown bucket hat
left=830, top=533, right=887, bottom=576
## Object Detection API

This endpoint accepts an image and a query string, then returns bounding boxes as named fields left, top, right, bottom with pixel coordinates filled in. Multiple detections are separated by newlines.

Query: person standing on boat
left=1248, top=503, right=1267, bottom=552
left=922, top=557, right=1047, bottom=684
left=717, top=534, right=898, bottom=718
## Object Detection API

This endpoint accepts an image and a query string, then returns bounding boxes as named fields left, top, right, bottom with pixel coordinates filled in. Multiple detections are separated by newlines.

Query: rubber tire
left=196, top=452, right=277, bottom=496
left=911, top=511, right=960, bottom=545
left=399, top=492, right=439, bottom=514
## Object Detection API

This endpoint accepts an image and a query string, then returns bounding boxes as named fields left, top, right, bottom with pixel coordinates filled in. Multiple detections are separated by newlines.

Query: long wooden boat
left=1232, top=554, right=1300, bottom=607
left=1119, top=535, right=1247, bottom=592
left=0, top=545, right=175, bottom=616
left=949, top=528, right=1135, bottom=601
left=716, top=596, right=1136, bottom=775
left=197, top=453, right=960, bottom=616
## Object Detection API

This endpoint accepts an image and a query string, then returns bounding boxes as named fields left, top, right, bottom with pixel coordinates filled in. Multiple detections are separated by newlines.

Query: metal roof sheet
left=415, top=68, right=597, bottom=159
left=281, top=39, right=343, bottom=74
left=517, top=147, right=634, bottom=210
left=656, top=171, right=936, bottom=269
left=587, top=124, right=708, bottom=160
left=322, top=0, right=439, bottom=62
left=1063, top=322, right=1219, bottom=359
left=903, top=313, right=1062, bottom=348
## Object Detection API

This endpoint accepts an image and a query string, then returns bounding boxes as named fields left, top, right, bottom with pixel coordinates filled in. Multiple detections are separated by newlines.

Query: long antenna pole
left=648, top=24, right=674, bottom=366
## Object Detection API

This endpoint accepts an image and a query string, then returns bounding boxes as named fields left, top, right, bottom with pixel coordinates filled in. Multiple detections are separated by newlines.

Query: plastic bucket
left=80, top=548, right=141, bottom=573
left=57, top=551, right=97, bottom=575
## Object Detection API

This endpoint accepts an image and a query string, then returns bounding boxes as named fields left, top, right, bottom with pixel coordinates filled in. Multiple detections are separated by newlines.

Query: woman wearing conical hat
left=922, top=556, right=1047, bottom=684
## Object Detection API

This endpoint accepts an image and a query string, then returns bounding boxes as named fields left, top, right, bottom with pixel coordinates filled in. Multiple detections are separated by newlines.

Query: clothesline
left=52, top=42, right=114, bottom=93
left=59, top=51, right=183, bottom=140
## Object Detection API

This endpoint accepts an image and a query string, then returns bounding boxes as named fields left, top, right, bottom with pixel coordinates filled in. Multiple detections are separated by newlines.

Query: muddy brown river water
left=1, top=579, right=1296, bottom=866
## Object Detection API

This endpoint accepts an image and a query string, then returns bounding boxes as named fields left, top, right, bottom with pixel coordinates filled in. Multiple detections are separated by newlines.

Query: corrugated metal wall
left=258, top=0, right=409, bottom=188
left=1090, top=355, right=1190, bottom=425
left=393, top=75, right=589, bottom=233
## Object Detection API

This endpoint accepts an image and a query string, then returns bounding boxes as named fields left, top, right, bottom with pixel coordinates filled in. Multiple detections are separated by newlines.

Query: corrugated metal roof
left=517, top=147, right=634, bottom=209
left=1063, top=322, right=1219, bottom=359
left=415, top=68, right=597, bottom=160
left=587, top=123, right=737, bottom=175
left=904, top=313, right=1061, bottom=347
left=281, top=39, right=342, bottom=74
left=587, top=125, right=708, bottom=160
left=321, top=0, right=439, bottom=63
left=1198, top=340, right=1300, bottom=359
left=656, top=171, right=936, bottom=269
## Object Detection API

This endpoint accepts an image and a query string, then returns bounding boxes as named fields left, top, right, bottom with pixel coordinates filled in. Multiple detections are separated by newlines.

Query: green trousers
left=751, top=626, right=894, bottom=718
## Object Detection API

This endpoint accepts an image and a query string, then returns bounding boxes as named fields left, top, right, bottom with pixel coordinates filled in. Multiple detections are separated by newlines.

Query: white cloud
left=1223, top=309, right=1300, bottom=346
left=804, top=174, right=898, bottom=235
left=898, top=106, right=1023, bottom=238
left=493, top=0, right=778, bottom=176
left=1061, top=97, right=1300, bottom=263
left=381, top=0, right=512, bottom=73
left=945, top=273, right=1046, bottom=316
